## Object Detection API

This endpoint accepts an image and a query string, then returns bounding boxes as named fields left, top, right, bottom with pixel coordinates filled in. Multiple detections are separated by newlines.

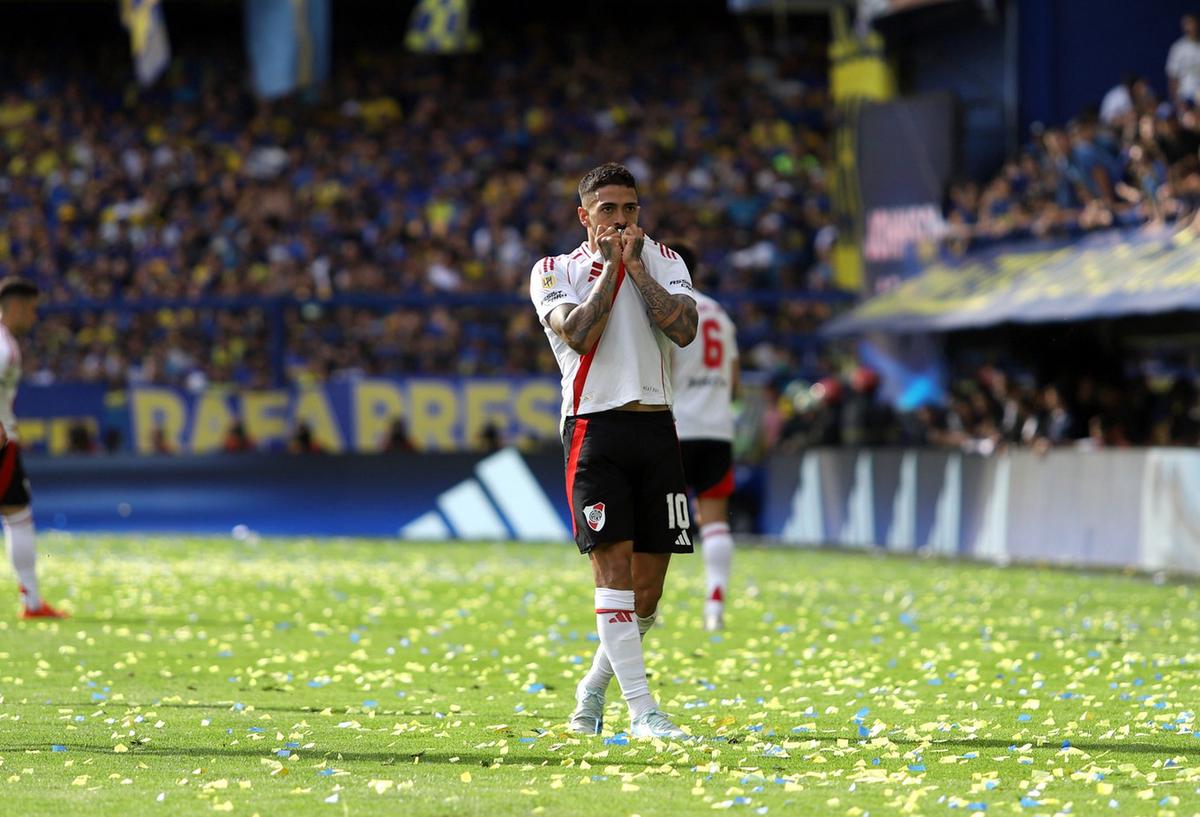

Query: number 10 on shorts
left=666, top=493, right=690, bottom=529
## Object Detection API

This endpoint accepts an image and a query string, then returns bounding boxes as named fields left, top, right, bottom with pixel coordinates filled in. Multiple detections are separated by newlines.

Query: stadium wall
left=26, top=448, right=572, bottom=540
left=762, top=448, right=1200, bottom=575
left=28, top=445, right=1200, bottom=576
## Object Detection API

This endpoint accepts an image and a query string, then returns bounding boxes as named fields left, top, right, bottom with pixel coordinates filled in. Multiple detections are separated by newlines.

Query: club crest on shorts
left=583, top=502, right=606, bottom=532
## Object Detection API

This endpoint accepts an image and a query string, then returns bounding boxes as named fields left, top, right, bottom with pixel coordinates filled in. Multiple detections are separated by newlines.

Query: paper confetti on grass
left=1, top=534, right=1200, bottom=815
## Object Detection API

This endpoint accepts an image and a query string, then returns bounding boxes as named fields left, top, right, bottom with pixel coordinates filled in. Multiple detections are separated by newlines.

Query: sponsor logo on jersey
left=583, top=501, right=606, bottom=531
left=668, top=278, right=694, bottom=290
left=541, top=290, right=567, bottom=305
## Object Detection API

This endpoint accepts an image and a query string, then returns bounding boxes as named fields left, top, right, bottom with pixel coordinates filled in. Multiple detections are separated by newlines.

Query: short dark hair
left=671, top=243, right=697, bottom=274
left=578, top=162, right=638, bottom=203
left=0, top=277, right=39, bottom=302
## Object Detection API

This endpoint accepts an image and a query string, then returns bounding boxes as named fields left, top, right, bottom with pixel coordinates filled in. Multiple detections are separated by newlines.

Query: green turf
left=0, top=535, right=1198, bottom=816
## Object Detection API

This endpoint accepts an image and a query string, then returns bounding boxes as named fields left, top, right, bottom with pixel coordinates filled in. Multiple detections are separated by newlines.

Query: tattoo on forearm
left=562, top=264, right=620, bottom=352
left=633, top=273, right=698, bottom=346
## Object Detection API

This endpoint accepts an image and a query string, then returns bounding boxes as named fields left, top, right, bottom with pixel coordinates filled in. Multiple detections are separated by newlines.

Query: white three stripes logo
left=399, top=449, right=569, bottom=541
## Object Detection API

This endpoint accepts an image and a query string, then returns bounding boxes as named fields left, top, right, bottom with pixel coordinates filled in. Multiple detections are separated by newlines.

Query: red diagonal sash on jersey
left=570, top=260, right=626, bottom=415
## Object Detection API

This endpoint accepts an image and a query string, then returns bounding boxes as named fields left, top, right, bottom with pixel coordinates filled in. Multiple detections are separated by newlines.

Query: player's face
left=578, top=185, right=640, bottom=236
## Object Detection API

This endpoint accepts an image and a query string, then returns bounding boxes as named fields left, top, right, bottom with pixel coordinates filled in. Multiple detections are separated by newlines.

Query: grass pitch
left=0, top=535, right=1198, bottom=816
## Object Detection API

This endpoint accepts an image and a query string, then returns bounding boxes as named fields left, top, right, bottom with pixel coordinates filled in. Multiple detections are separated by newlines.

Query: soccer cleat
left=704, top=612, right=725, bottom=632
left=21, top=600, right=68, bottom=620
left=630, top=709, right=687, bottom=740
left=567, top=686, right=606, bottom=735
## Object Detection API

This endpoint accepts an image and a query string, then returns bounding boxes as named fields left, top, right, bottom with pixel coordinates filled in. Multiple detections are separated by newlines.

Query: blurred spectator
left=385, top=418, right=416, bottom=452
left=150, top=424, right=173, bottom=455
left=288, top=421, right=323, bottom=455
left=222, top=420, right=255, bottom=453
left=1168, top=13, right=1200, bottom=103
left=840, top=367, right=896, bottom=447
left=477, top=420, right=503, bottom=453
left=102, top=426, right=122, bottom=454
left=66, top=421, right=96, bottom=454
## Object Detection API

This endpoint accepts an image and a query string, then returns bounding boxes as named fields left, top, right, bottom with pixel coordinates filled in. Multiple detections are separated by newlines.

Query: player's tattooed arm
left=549, top=227, right=623, bottom=354
left=621, top=228, right=697, bottom=347
left=631, top=273, right=697, bottom=347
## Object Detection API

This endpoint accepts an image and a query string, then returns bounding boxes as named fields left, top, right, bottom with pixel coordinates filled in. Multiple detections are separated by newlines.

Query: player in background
left=668, top=246, right=738, bottom=631
left=530, top=163, right=698, bottom=739
left=0, top=278, right=67, bottom=619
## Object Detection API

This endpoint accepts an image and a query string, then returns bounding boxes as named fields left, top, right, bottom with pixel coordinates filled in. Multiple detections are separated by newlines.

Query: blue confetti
left=51, top=745, right=66, bottom=752
left=1017, top=714, right=1031, bottom=722
left=603, top=734, right=629, bottom=746
left=317, top=769, right=335, bottom=777
left=524, top=683, right=545, bottom=693
left=276, top=750, right=291, bottom=758
left=1019, top=797, right=1039, bottom=808
left=908, top=764, right=926, bottom=772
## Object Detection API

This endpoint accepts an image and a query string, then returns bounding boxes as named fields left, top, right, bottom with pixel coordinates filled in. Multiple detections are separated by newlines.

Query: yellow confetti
left=460, top=772, right=472, bottom=783
left=368, top=779, right=394, bottom=795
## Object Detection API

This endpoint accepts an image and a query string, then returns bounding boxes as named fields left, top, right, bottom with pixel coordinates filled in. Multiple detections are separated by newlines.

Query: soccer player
left=668, top=245, right=739, bottom=631
left=529, top=163, right=698, bottom=739
left=0, top=278, right=67, bottom=619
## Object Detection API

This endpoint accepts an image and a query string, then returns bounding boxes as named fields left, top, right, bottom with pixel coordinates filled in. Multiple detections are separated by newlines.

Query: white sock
left=701, top=521, right=733, bottom=620
left=579, top=608, right=656, bottom=696
left=5, top=508, right=38, bottom=608
left=594, top=588, right=656, bottom=718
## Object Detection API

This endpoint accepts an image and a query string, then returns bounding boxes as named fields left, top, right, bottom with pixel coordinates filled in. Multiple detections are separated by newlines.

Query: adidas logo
left=607, top=610, right=634, bottom=624
left=675, top=530, right=693, bottom=548
left=400, top=449, right=569, bottom=541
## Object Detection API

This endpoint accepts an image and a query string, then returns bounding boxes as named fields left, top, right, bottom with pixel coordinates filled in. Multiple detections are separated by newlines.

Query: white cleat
left=704, top=612, right=725, bottom=632
left=630, top=709, right=688, bottom=740
left=567, top=687, right=606, bottom=735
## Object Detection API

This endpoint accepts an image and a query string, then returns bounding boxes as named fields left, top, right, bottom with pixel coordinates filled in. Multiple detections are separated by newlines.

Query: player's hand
left=620, top=224, right=645, bottom=268
left=0, top=421, right=9, bottom=448
left=596, top=226, right=622, bottom=262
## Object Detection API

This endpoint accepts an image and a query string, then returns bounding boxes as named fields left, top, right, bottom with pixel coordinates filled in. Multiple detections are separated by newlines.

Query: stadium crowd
left=0, top=26, right=838, bottom=391
left=943, top=72, right=1200, bottom=249
left=766, top=361, right=1200, bottom=453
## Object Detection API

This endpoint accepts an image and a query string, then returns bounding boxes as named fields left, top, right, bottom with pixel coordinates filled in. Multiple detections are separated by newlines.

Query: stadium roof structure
left=823, top=225, right=1200, bottom=335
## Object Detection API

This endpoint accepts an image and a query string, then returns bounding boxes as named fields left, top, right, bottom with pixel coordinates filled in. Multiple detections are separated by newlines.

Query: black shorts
left=562, top=409, right=693, bottom=555
left=679, top=439, right=734, bottom=499
left=0, top=444, right=31, bottom=507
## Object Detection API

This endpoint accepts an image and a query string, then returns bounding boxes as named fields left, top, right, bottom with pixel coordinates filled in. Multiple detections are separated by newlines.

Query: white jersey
left=0, top=325, right=21, bottom=442
left=671, top=291, right=737, bottom=441
left=530, top=238, right=695, bottom=423
left=1168, top=37, right=1200, bottom=101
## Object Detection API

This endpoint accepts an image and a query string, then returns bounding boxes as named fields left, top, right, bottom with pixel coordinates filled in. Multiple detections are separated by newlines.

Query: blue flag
left=244, top=0, right=331, bottom=99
